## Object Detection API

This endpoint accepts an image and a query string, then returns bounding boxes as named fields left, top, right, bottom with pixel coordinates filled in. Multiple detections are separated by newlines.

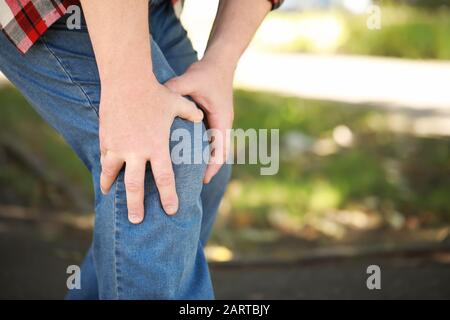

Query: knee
left=169, top=118, right=208, bottom=206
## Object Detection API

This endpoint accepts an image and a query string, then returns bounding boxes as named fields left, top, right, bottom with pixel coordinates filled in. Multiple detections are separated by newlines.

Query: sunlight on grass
left=254, top=12, right=346, bottom=53
left=253, top=5, right=450, bottom=60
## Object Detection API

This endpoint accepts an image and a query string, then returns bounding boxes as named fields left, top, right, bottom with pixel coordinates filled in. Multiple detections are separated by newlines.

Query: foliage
left=260, top=5, right=450, bottom=60
left=1, top=86, right=449, bottom=230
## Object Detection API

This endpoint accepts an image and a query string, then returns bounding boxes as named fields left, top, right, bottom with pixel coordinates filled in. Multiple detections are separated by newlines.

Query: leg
left=69, top=0, right=231, bottom=298
left=0, top=5, right=215, bottom=300
left=70, top=1, right=231, bottom=298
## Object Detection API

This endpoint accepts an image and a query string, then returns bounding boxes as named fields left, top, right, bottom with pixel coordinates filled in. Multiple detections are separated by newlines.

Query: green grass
left=229, top=90, right=450, bottom=228
left=0, top=86, right=92, bottom=209
left=343, top=5, right=450, bottom=60
left=261, top=5, right=450, bottom=60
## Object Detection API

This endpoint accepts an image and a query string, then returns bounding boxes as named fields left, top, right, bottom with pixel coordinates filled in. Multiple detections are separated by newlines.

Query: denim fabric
left=0, top=0, right=231, bottom=299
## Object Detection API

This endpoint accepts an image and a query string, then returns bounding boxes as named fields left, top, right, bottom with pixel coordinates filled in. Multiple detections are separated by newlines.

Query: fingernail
left=165, top=205, right=178, bottom=215
left=129, top=214, right=142, bottom=224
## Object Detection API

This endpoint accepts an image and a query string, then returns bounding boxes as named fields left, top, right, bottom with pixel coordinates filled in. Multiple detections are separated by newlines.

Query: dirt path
left=212, top=252, right=450, bottom=299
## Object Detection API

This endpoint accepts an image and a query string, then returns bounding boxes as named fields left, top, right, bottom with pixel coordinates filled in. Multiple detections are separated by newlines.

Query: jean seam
left=40, top=37, right=100, bottom=117
left=113, top=177, right=123, bottom=299
left=40, top=36, right=110, bottom=296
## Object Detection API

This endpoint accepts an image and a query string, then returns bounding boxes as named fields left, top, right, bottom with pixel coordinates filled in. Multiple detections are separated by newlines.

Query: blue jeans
left=0, top=1, right=231, bottom=299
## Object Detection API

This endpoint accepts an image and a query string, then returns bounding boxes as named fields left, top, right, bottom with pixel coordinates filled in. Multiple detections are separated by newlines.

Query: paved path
left=234, top=52, right=450, bottom=114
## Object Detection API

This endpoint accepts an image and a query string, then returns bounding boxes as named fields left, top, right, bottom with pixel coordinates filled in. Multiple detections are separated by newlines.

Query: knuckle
left=154, top=172, right=174, bottom=188
left=125, top=179, right=143, bottom=192
left=161, top=197, right=177, bottom=208
left=102, top=166, right=117, bottom=178
left=160, top=188, right=178, bottom=203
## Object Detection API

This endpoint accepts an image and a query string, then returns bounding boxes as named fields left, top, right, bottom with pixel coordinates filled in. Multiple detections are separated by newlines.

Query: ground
left=1, top=210, right=449, bottom=300
left=212, top=252, right=450, bottom=299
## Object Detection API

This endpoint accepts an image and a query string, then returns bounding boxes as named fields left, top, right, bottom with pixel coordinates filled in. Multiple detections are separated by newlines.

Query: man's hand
left=166, top=0, right=271, bottom=183
left=165, top=59, right=235, bottom=184
left=99, top=78, right=203, bottom=224
left=81, top=0, right=204, bottom=224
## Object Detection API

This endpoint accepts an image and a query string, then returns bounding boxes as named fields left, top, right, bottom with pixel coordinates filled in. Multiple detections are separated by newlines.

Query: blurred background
left=1, top=0, right=450, bottom=299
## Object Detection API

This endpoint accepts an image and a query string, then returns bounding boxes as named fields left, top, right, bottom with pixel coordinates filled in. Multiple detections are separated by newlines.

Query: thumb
left=165, top=74, right=194, bottom=96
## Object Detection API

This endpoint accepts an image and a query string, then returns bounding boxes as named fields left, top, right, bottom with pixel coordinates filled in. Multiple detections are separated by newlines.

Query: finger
left=204, top=127, right=230, bottom=184
left=175, top=97, right=204, bottom=123
left=100, top=152, right=124, bottom=194
left=150, top=149, right=179, bottom=215
left=204, top=163, right=223, bottom=185
left=124, top=159, right=146, bottom=224
left=204, top=141, right=227, bottom=184
left=165, top=75, right=194, bottom=96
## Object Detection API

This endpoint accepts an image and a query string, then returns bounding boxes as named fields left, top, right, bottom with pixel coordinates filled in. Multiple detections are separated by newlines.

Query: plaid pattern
left=1, top=0, right=283, bottom=54
left=0, top=0, right=78, bottom=53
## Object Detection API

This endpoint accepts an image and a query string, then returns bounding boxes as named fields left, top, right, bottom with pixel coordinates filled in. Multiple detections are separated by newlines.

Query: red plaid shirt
left=0, top=0, right=283, bottom=54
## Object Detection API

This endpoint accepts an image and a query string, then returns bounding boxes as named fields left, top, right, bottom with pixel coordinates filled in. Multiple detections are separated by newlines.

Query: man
left=0, top=0, right=283, bottom=299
